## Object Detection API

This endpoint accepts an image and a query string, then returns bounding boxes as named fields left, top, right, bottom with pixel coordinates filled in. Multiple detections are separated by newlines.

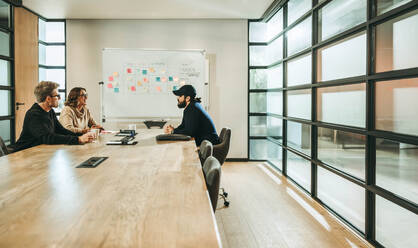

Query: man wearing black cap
left=165, top=84, right=220, bottom=146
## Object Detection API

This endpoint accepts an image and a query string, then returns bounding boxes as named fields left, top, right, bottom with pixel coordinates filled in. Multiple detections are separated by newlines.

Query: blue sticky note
left=114, top=88, right=119, bottom=93
left=169, top=76, right=173, bottom=81
left=156, top=77, right=161, bottom=82
left=142, top=70, right=147, bottom=75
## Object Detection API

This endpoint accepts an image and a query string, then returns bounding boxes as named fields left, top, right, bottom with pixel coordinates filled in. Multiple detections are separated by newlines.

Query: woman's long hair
left=65, top=87, right=86, bottom=108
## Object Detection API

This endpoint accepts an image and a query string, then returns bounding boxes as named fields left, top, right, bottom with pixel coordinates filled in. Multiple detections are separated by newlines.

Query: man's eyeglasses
left=80, top=93, right=88, bottom=98
left=50, top=94, right=61, bottom=99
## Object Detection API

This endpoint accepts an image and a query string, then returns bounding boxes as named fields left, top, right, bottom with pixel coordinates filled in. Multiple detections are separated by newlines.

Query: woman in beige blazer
left=59, top=87, right=103, bottom=133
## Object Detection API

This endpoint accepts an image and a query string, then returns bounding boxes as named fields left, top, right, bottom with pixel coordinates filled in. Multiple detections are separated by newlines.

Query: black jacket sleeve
left=28, top=112, right=80, bottom=145
left=173, top=109, right=199, bottom=136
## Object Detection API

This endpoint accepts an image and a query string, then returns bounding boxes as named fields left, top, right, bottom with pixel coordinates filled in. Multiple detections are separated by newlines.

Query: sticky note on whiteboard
left=114, top=88, right=119, bottom=93
left=156, top=86, right=161, bottom=92
left=107, top=83, right=113, bottom=88
left=131, top=86, right=136, bottom=91
left=127, top=68, right=132, bottom=73
left=156, top=77, right=161, bottom=82
left=142, top=70, right=147, bottom=75
left=113, top=72, right=119, bottom=77
left=108, top=76, right=114, bottom=81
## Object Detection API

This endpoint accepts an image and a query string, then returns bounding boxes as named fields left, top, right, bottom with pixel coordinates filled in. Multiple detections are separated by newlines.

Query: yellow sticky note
left=113, top=72, right=119, bottom=77
left=149, top=68, right=155, bottom=73
left=137, top=81, right=142, bottom=86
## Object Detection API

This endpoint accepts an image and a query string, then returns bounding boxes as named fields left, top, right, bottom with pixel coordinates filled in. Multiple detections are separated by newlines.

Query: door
left=14, top=7, right=38, bottom=139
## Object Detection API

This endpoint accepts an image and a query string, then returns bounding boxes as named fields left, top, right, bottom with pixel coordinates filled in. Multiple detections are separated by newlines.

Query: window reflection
left=376, top=9, right=418, bottom=72
left=250, top=116, right=267, bottom=136
left=317, top=83, right=366, bottom=127
left=317, top=31, right=366, bottom=82
left=376, top=78, right=418, bottom=136
left=376, top=138, right=418, bottom=204
left=318, top=127, right=365, bottom=180
left=287, top=151, right=311, bottom=192
left=287, top=121, right=311, bottom=156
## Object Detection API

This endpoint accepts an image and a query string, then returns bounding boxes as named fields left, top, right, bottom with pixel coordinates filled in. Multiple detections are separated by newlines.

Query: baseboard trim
left=225, top=158, right=249, bottom=162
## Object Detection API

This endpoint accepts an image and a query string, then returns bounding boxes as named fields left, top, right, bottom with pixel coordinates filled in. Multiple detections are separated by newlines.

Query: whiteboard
left=102, top=49, right=207, bottom=120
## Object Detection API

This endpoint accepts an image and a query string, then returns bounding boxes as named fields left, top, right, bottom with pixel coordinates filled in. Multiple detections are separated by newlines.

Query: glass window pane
left=267, top=116, right=283, bottom=141
left=318, top=166, right=365, bottom=232
left=0, top=119, right=11, bottom=145
left=377, top=0, right=413, bottom=15
left=0, top=59, right=11, bottom=86
left=376, top=9, right=418, bottom=73
left=287, top=151, right=311, bottom=192
left=319, top=0, right=366, bottom=41
left=376, top=138, right=418, bottom=203
left=39, top=68, right=66, bottom=90
left=0, top=90, right=11, bottom=116
left=0, top=1, right=10, bottom=29
left=269, top=144, right=283, bottom=171
left=287, top=0, right=311, bottom=26
left=250, top=92, right=266, bottom=113
left=287, top=121, right=311, bottom=156
left=249, top=22, right=267, bottom=42
left=250, top=139, right=268, bottom=159
left=250, top=116, right=267, bottom=136
left=0, top=31, right=9, bottom=57
left=267, top=9, right=283, bottom=41
left=287, top=89, right=311, bottom=120
left=318, top=127, right=366, bottom=180
left=39, top=20, right=65, bottom=43
left=39, top=44, right=65, bottom=66
left=376, top=196, right=418, bottom=248
left=317, top=31, right=366, bottom=82
left=250, top=69, right=267, bottom=89
left=376, top=78, right=418, bottom=136
left=317, top=83, right=366, bottom=127
left=287, top=53, right=311, bottom=87
left=54, top=92, right=66, bottom=113
left=287, top=16, right=312, bottom=56
left=267, top=91, right=282, bottom=115
left=267, top=63, right=283, bottom=89
left=267, top=36, right=283, bottom=65
left=250, top=45, right=267, bottom=66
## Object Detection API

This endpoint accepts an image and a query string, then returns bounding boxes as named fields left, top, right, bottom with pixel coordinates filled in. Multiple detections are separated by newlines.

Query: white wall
left=66, top=19, right=248, bottom=158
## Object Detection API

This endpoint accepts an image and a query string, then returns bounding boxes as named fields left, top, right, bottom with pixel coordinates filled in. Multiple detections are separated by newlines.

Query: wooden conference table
left=0, top=130, right=221, bottom=247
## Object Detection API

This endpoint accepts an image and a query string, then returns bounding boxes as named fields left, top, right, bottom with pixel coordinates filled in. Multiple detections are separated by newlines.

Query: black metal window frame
left=0, top=0, right=15, bottom=144
left=248, top=0, right=418, bottom=247
left=36, top=14, right=67, bottom=114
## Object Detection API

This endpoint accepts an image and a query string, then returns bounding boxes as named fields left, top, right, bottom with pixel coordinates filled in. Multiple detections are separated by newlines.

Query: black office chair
left=0, top=137, right=9, bottom=157
left=202, top=156, right=222, bottom=212
left=212, top=128, right=231, bottom=206
left=199, top=140, right=213, bottom=165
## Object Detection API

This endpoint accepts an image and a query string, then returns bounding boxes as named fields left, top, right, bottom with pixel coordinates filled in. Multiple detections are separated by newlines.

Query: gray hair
left=34, top=81, right=59, bottom=103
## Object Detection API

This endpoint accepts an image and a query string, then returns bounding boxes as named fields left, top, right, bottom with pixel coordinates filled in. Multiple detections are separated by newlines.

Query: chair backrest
left=213, top=127, right=231, bottom=165
left=202, top=156, right=221, bottom=212
left=0, top=136, right=8, bottom=156
left=199, top=140, right=213, bottom=165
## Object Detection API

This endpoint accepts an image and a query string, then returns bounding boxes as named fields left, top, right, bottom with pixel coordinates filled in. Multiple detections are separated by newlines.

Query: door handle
left=16, top=102, right=25, bottom=110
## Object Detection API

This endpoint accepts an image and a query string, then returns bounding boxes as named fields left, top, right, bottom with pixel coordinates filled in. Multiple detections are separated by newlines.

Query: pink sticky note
left=162, top=77, right=167, bottom=82
left=108, top=76, right=114, bottom=82
left=131, top=86, right=136, bottom=91
left=127, top=68, right=132, bottom=73
left=143, top=78, right=148, bottom=82
left=156, top=86, right=161, bottom=92
left=173, top=77, right=179, bottom=82
left=107, top=83, right=113, bottom=88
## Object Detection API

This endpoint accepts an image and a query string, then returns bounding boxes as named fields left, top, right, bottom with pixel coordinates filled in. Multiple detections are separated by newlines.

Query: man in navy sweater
left=164, top=85, right=220, bottom=146
left=12, top=81, right=94, bottom=152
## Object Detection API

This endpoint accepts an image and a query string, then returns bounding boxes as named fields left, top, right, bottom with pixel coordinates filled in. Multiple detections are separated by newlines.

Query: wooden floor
left=215, top=162, right=374, bottom=248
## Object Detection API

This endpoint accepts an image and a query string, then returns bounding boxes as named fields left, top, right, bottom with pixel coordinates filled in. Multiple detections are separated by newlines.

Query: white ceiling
left=22, top=0, right=274, bottom=19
